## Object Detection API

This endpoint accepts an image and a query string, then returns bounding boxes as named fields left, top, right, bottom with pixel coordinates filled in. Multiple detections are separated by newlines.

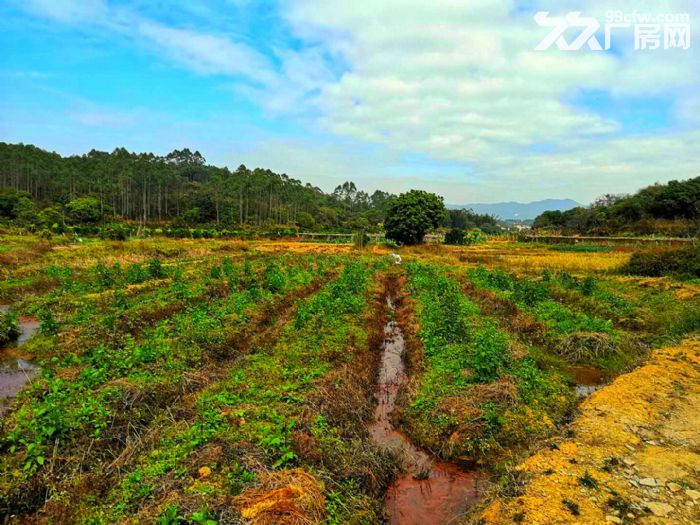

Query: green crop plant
left=403, top=262, right=572, bottom=459
left=0, top=310, right=20, bottom=345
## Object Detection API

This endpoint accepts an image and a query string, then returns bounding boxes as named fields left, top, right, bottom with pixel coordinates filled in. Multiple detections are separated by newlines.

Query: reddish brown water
left=0, top=310, right=40, bottom=415
left=568, top=365, right=610, bottom=397
left=384, top=462, right=479, bottom=525
left=370, top=297, right=480, bottom=525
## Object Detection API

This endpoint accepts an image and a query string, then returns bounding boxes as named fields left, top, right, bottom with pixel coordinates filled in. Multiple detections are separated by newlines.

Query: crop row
left=0, top=253, right=340, bottom=518
left=465, top=266, right=700, bottom=368
left=79, top=259, right=387, bottom=524
left=401, top=262, right=573, bottom=460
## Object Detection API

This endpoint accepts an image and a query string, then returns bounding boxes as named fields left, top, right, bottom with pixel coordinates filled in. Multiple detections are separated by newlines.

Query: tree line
left=0, top=143, right=395, bottom=231
left=533, top=176, right=700, bottom=236
left=0, top=142, right=502, bottom=237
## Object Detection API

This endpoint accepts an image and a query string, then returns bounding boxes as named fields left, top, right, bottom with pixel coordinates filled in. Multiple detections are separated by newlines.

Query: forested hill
left=533, top=176, right=700, bottom=236
left=0, top=142, right=395, bottom=230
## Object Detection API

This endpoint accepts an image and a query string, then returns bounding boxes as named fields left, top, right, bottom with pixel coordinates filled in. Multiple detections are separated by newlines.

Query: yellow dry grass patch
left=234, top=469, right=326, bottom=525
left=616, top=276, right=700, bottom=301
left=252, top=240, right=394, bottom=257
left=253, top=241, right=355, bottom=255
left=506, top=251, right=629, bottom=273
left=481, top=339, right=700, bottom=525
left=402, top=242, right=630, bottom=274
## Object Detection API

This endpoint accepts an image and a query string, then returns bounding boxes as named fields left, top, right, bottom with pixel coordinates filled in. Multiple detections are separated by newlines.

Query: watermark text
left=534, top=11, right=691, bottom=51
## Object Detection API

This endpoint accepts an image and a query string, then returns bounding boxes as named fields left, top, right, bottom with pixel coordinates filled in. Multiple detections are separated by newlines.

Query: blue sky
left=2, top=0, right=699, bottom=203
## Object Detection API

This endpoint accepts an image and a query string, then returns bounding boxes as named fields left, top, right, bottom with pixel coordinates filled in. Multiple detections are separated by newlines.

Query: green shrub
left=468, top=266, right=514, bottom=291
left=127, top=263, right=148, bottom=284
left=0, top=311, right=20, bottom=345
left=445, top=228, right=466, bottom=245
left=581, top=276, right=596, bottom=296
left=0, top=188, right=28, bottom=218
left=556, top=272, right=597, bottom=296
left=445, top=228, right=484, bottom=246
left=467, top=324, right=511, bottom=383
left=100, top=223, right=130, bottom=241
left=548, top=244, right=613, bottom=253
left=66, top=197, right=103, bottom=224
left=622, top=244, right=700, bottom=278
left=36, top=206, right=63, bottom=227
left=513, top=281, right=549, bottom=306
left=262, top=262, right=286, bottom=293
left=531, top=301, right=614, bottom=335
left=465, top=229, right=485, bottom=245
left=38, top=310, right=60, bottom=336
left=148, top=259, right=166, bottom=279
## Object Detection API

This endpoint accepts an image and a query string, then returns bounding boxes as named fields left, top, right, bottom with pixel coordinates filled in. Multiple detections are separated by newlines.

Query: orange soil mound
left=482, top=339, right=700, bottom=525
left=234, top=469, right=326, bottom=525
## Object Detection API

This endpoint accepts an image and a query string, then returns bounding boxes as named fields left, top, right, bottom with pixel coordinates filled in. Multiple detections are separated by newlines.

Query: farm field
left=1, top=234, right=699, bottom=524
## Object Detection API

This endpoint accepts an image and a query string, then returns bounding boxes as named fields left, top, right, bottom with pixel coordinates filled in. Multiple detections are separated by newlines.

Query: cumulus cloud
left=13, top=0, right=700, bottom=201
left=276, top=0, right=700, bottom=200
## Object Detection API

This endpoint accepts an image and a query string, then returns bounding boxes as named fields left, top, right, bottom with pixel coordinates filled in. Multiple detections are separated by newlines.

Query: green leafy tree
left=295, top=211, right=315, bottom=230
left=37, top=206, right=63, bottom=227
left=445, top=228, right=466, bottom=245
left=0, top=142, right=399, bottom=232
left=384, top=190, right=446, bottom=245
left=66, top=197, right=102, bottom=224
left=445, top=227, right=485, bottom=246
left=14, top=197, right=37, bottom=225
left=533, top=175, right=700, bottom=235
left=446, top=208, right=499, bottom=233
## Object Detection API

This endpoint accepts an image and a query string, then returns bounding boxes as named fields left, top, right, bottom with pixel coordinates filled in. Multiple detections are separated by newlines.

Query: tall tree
left=384, top=190, right=446, bottom=245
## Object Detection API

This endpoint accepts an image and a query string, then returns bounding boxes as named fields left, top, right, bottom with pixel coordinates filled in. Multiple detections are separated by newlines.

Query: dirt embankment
left=482, top=339, right=700, bottom=525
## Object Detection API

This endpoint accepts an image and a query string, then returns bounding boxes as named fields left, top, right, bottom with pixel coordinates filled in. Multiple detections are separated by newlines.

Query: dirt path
left=481, top=338, right=700, bottom=525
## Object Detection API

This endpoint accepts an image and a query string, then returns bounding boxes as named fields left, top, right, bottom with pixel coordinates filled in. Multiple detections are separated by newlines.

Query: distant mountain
left=447, top=199, right=580, bottom=221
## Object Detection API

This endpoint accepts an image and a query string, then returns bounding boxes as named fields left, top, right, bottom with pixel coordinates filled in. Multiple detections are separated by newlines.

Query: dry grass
left=234, top=469, right=326, bottom=525
left=253, top=241, right=356, bottom=255
left=402, top=242, right=631, bottom=274
left=558, top=332, right=617, bottom=363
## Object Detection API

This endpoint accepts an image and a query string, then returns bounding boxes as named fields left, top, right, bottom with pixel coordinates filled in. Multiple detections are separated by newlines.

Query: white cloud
left=137, top=22, right=277, bottom=85
left=23, top=0, right=108, bottom=23
left=72, top=110, right=138, bottom=128
left=274, top=0, right=700, bottom=200
left=13, top=0, right=700, bottom=202
left=18, top=0, right=332, bottom=115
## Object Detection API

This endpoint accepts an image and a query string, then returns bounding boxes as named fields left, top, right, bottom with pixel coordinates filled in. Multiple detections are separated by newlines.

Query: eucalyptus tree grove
left=0, top=143, right=395, bottom=230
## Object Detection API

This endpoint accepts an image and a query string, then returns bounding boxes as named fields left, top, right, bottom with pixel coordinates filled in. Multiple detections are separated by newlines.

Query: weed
left=156, top=505, right=185, bottom=525
left=0, top=310, right=20, bottom=345
left=562, top=498, right=580, bottom=516
left=38, top=309, right=60, bottom=336
left=148, top=258, right=167, bottom=279
left=578, top=471, right=598, bottom=489
left=602, top=456, right=619, bottom=472
left=607, top=495, right=633, bottom=516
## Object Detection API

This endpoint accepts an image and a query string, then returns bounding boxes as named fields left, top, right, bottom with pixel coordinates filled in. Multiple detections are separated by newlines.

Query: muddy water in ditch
left=0, top=307, right=40, bottom=415
left=568, top=366, right=611, bottom=397
left=369, top=297, right=479, bottom=525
